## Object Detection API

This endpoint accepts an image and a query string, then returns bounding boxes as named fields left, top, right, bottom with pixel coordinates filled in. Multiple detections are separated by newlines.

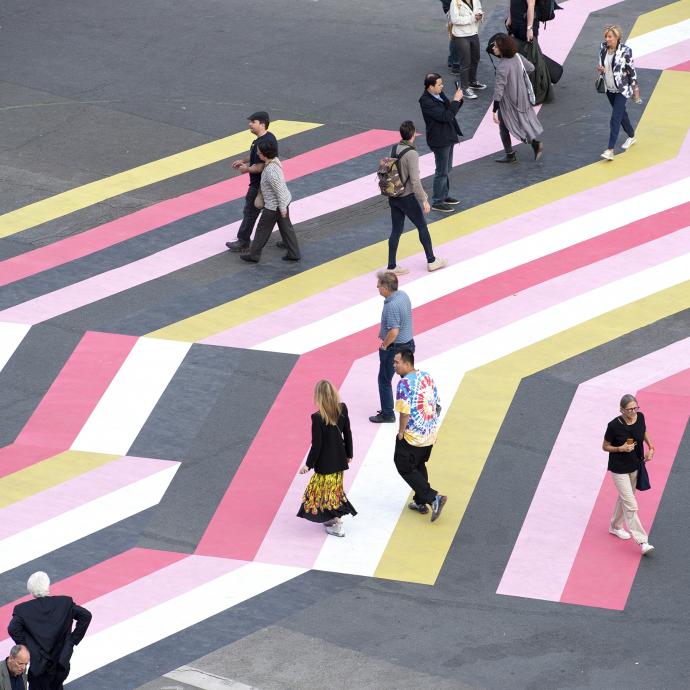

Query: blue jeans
left=387, top=195, right=435, bottom=268
left=606, top=91, right=634, bottom=150
left=448, top=38, right=459, bottom=69
left=430, top=145, right=454, bottom=205
left=378, top=339, right=415, bottom=417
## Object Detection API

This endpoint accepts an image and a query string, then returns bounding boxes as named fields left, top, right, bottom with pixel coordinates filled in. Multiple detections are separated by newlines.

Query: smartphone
left=454, top=80, right=461, bottom=90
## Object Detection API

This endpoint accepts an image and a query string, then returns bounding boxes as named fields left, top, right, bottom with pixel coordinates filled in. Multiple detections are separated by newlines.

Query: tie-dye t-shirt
left=395, top=370, right=439, bottom=447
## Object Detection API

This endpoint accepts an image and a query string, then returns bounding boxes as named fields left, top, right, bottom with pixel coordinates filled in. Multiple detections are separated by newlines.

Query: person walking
left=602, top=394, right=655, bottom=555
left=226, top=111, right=278, bottom=252
left=239, top=139, right=301, bottom=264
left=386, top=121, right=448, bottom=276
left=393, top=350, right=447, bottom=521
left=8, top=572, right=92, bottom=690
left=419, top=74, right=464, bottom=213
left=597, top=25, right=640, bottom=161
left=449, top=0, right=486, bottom=100
left=369, top=271, right=415, bottom=424
left=506, top=0, right=538, bottom=43
left=1, top=646, right=29, bottom=690
left=489, top=34, right=544, bottom=163
left=298, top=380, right=357, bottom=537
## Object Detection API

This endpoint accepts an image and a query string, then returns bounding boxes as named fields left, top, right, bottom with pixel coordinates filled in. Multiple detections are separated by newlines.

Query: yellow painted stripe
left=629, top=0, right=690, bottom=38
left=375, top=281, right=690, bottom=585
left=0, top=120, right=321, bottom=239
left=149, top=70, right=690, bottom=343
left=0, top=450, right=118, bottom=508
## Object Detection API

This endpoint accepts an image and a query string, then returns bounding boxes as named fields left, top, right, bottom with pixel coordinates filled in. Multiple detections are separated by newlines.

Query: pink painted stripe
left=83, top=554, right=245, bottom=634
left=670, top=58, right=690, bottom=71
left=497, top=339, right=690, bottom=603
left=205, top=144, right=690, bottom=348
left=255, top=225, right=690, bottom=566
left=635, top=38, right=690, bottom=69
left=0, top=444, right=62, bottom=480
left=0, top=547, right=186, bottom=630
left=0, top=130, right=400, bottom=288
left=13, top=332, right=137, bottom=449
left=0, top=456, right=178, bottom=538
left=561, top=369, right=690, bottom=609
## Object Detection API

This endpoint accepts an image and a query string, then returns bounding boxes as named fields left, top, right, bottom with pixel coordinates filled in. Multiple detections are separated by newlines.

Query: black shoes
left=281, top=255, right=300, bottom=262
left=532, top=140, right=543, bottom=160
left=469, top=81, right=487, bottom=90
left=431, top=202, right=454, bottom=213
left=368, top=412, right=395, bottom=423
left=495, top=152, right=517, bottom=164
left=239, top=254, right=258, bottom=263
left=276, top=241, right=286, bottom=249
left=409, top=501, right=430, bottom=515
left=431, top=494, right=447, bottom=522
left=226, top=240, right=249, bottom=252
left=444, top=197, right=460, bottom=205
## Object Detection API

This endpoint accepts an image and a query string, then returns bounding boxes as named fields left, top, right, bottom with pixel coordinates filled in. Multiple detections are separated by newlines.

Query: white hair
left=27, top=571, right=50, bottom=598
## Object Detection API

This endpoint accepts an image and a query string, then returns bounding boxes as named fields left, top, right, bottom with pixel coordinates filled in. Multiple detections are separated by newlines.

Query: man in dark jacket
left=8, top=572, right=92, bottom=690
left=418, top=74, right=464, bottom=213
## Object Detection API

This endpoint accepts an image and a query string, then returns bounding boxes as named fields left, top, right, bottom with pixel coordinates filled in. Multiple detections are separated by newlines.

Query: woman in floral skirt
left=297, top=380, right=357, bottom=537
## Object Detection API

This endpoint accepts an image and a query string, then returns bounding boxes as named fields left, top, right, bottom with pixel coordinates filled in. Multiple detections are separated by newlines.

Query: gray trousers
left=248, top=207, right=301, bottom=261
left=452, top=34, right=480, bottom=90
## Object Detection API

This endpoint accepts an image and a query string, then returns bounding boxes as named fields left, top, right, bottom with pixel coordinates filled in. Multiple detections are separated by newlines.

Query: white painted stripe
left=71, top=338, right=191, bottom=454
left=628, top=19, right=690, bottom=57
left=313, top=254, right=690, bottom=576
left=0, top=464, right=178, bottom=575
left=66, top=562, right=305, bottom=684
left=165, top=666, right=257, bottom=690
left=255, top=177, right=690, bottom=354
left=0, top=321, right=30, bottom=373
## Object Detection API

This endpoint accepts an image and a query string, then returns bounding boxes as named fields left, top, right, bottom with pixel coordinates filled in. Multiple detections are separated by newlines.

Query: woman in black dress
left=602, top=394, right=656, bottom=555
left=297, top=380, right=357, bottom=537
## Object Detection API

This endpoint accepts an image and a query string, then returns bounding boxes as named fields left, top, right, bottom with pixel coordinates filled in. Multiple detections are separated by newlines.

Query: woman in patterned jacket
left=597, top=25, right=641, bottom=161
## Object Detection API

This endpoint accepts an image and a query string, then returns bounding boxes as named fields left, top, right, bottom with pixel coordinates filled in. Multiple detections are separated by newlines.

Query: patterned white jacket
left=599, top=41, right=638, bottom=99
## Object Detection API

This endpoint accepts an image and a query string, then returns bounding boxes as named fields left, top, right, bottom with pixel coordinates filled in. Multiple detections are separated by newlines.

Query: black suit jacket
left=419, top=90, right=463, bottom=149
left=8, top=596, right=92, bottom=677
left=305, top=403, right=353, bottom=474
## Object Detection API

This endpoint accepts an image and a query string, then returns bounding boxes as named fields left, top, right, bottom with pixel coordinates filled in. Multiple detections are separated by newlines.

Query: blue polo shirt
left=379, top=290, right=413, bottom=343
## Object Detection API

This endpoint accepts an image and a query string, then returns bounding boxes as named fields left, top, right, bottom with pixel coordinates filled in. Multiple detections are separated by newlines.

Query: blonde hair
left=604, top=25, right=623, bottom=45
left=314, top=380, right=342, bottom=426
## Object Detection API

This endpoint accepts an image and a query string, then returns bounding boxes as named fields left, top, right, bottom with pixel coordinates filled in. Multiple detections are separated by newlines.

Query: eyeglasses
left=622, top=407, right=640, bottom=412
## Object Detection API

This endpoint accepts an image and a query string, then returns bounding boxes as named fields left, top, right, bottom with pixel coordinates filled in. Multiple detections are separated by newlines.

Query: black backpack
left=536, top=0, right=562, bottom=23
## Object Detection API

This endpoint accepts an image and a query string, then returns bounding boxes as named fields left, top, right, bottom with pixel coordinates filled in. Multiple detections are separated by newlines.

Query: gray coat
left=493, top=54, right=543, bottom=143
left=0, top=660, right=28, bottom=690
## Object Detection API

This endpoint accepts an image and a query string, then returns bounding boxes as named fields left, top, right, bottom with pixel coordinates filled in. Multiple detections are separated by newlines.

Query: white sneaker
left=427, top=258, right=448, bottom=272
left=609, top=527, right=631, bottom=540
left=464, top=87, right=478, bottom=100
left=600, top=149, right=614, bottom=161
left=325, top=522, right=345, bottom=537
left=388, top=265, right=409, bottom=276
left=621, top=136, right=637, bottom=150
left=640, top=542, right=654, bottom=556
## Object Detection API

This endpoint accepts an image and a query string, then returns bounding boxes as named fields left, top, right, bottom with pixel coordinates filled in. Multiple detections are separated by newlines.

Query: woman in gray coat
left=489, top=33, right=543, bottom=163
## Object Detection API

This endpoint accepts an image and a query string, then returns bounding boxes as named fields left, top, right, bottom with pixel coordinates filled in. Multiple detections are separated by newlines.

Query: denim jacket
left=599, top=42, right=637, bottom=99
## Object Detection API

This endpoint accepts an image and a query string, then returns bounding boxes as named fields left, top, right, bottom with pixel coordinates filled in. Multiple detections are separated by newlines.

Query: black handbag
left=636, top=460, right=651, bottom=491
left=596, top=75, right=606, bottom=93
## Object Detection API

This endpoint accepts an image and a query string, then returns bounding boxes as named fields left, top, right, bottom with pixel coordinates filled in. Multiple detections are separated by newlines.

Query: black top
left=248, top=131, right=278, bottom=187
left=418, top=91, right=463, bottom=149
left=605, top=411, right=646, bottom=474
left=8, top=596, right=92, bottom=677
left=305, top=403, right=353, bottom=474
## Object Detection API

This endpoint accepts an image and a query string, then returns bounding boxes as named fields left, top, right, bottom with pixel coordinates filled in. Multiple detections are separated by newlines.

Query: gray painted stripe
left=164, top=666, right=256, bottom=690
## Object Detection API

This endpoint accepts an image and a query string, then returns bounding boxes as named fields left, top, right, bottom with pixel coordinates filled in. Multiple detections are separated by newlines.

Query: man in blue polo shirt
left=369, top=271, right=415, bottom=423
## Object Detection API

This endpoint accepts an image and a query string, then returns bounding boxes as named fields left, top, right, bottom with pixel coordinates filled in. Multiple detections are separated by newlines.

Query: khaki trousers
left=610, top=471, right=648, bottom=544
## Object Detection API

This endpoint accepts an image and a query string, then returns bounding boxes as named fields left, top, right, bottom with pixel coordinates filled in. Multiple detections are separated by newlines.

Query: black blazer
left=419, top=90, right=463, bottom=148
left=8, top=596, right=92, bottom=677
left=306, top=403, right=353, bottom=474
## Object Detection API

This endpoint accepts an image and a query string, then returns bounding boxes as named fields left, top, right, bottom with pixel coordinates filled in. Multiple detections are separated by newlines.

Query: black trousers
left=452, top=34, right=480, bottom=89
left=247, top=207, right=301, bottom=261
left=393, top=437, right=437, bottom=506
left=29, top=669, right=67, bottom=690
left=387, top=195, right=435, bottom=268
left=236, top=185, right=262, bottom=244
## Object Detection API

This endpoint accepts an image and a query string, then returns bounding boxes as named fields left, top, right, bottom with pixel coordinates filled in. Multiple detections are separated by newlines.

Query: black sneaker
left=469, top=81, right=487, bottom=90
left=431, top=202, right=454, bottom=213
left=239, top=254, right=259, bottom=263
left=226, top=240, right=249, bottom=252
left=408, top=502, right=430, bottom=515
left=276, top=241, right=286, bottom=249
left=431, top=494, right=447, bottom=522
left=444, top=197, right=460, bottom=205
left=281, top=254, right=300, bottom=262
left=495, top=153, right=517, bottom=164
left=368, top=412, right=395, bottom=423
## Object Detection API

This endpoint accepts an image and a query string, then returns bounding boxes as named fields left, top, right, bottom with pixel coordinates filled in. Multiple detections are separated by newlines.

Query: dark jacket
left=0, top=660, right=27, bottom=690
left=8, top=596, right=92, bottom=679
left=419, top=90, right=463, bottom=149
left=306, top=403, right=353, bottom=474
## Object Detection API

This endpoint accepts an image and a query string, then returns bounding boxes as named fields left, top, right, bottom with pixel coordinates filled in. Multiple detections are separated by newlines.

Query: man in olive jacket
left=8, top=572, right=92, bottom=690
left=418, top=73, right=464, bottom=213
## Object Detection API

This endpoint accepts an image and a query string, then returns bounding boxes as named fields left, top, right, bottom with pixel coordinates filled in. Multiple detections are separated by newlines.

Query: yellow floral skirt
left=297, top=471, right=357, bottom=523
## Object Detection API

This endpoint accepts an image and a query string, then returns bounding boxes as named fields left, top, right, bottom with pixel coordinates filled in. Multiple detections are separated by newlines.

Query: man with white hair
left=0, top=645, right=29, bottom=690
left=7, top=572, right=91, bottom=690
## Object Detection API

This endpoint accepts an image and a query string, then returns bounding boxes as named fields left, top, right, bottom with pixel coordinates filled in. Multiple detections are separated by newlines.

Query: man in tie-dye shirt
left=393, top=350, right=448, bottom=522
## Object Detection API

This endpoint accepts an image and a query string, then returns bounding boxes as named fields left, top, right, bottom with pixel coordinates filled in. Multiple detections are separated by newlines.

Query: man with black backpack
left=382, top=121, right=447, bottom=275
